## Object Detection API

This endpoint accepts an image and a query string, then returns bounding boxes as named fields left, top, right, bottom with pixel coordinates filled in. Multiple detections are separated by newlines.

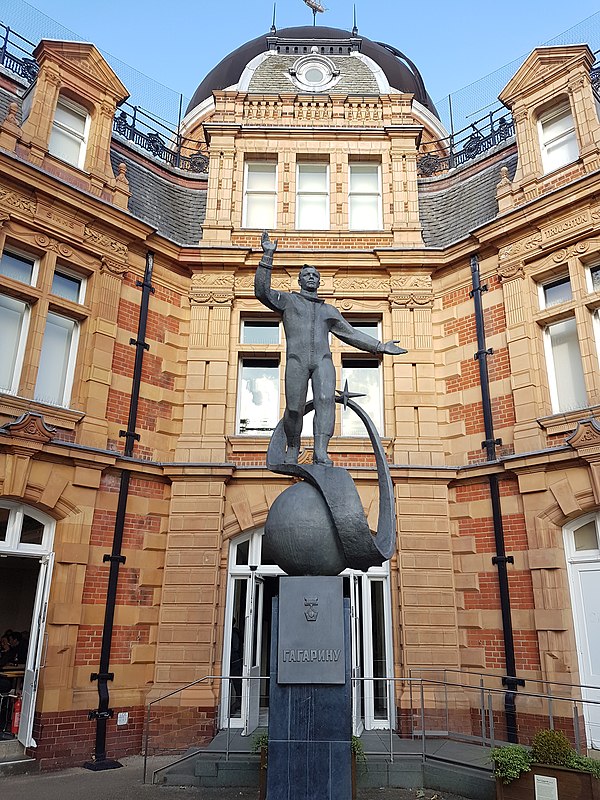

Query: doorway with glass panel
left=220, top=529, right=394, bottom=735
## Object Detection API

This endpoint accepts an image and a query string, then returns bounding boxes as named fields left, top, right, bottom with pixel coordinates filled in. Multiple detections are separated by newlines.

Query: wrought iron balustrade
left=417, top=108, right=515, bottom=177
left=112, top=104, right=209, bottom=173
left=0, top=23, right=38, bottom=83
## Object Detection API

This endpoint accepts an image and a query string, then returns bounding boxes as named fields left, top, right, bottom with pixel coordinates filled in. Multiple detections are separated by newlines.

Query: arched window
left=538, top=101, right=579, bottom=175
left=0, top=501, right=55, bottom=554
left=48, top=95, right=90, bottom=170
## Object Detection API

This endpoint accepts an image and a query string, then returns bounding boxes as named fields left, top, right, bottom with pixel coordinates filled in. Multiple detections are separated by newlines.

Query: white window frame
left=0, top=293, right=31, bottom=395
left=51, top=264, right=87, bottom=304
left=349, top=163, right=383, bottom=231
left=586, top=263, right=600, bottom=294
left=34, top=312, right=80, bottom=408
left=242, top=161, right=278, bottom=230
left=240, top=318, right=280, bottom=345
left=538, top=274, right=572, bottom=310
left=538, top=102, right=578, bottom=175
left=296, top=162, right=330, bottom=231
left=543, top=316, right=587, bottom=414
left=0, top=501, right=55, bottom=555
left=49, top=95, right=90, bottom=170
left=0, top=246, right=40, bottom=287
left=341, top=355, right=383, bottom=436
left=236, top=356, right=280, bottom=436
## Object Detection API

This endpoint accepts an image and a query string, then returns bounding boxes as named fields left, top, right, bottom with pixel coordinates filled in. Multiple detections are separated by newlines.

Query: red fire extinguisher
left=11, top=694, right=22, bottom=736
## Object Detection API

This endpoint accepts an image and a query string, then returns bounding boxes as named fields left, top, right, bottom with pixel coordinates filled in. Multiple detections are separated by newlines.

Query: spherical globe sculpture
left=263, top=482, right=346, bottom=576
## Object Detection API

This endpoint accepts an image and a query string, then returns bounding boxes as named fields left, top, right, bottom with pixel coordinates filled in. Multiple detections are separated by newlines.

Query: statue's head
left=298, top=264, right=321, bottom=292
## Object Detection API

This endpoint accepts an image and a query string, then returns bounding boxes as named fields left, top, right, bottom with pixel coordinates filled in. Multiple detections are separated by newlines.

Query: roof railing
left=417, top=106, right=515, bottom=177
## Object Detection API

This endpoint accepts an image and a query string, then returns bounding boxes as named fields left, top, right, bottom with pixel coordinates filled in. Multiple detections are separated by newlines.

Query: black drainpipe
left=470, top=255, right=524, bottom=743
left=84, top=251, right=155, bottom=770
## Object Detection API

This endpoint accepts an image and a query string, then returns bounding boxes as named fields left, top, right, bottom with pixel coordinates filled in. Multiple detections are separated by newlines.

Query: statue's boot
left=284, top=441, right=300, bottom=464
left=313, top=435, right=333, bottom=467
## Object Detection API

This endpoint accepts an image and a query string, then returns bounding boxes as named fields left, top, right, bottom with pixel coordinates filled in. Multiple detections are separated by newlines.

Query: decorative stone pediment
left=499, top=45, right=595, bottom=107
left=567, top=417, right=600, bottom=503
left=2, top=412, right=56, bottom=444
left=566, top=417, right=600, bottom=457
left=33, top=41, right=129, bottom=102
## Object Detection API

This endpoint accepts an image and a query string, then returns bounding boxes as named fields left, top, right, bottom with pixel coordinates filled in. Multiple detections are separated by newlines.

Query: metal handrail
left=409, top=666, right=600, bottom=695
left=143, top=671, right=600, bottom=784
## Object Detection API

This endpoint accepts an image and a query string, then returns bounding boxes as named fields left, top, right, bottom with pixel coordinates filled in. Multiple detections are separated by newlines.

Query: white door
left=350, top=575, right=364, bottom=736
left=18, top=552, right=54, bottom=747
left=570, top=561, right=600, bottom=747
left=242, top=572, right=263, bottom=736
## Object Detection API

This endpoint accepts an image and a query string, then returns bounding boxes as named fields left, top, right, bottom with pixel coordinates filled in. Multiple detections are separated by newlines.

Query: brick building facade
left=1, top=23, right=600, bottom=768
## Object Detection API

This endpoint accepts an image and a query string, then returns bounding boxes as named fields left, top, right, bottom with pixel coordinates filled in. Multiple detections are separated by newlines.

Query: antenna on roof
left=352, top=4, right=358, bottom=36
left=270, top=3, right=277, bottom=34
left=302, top=0, right=326, bottom=26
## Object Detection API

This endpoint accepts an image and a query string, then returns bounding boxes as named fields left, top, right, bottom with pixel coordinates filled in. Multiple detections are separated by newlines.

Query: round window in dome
left=305, top=67, right=324, bottom=84
left=290, top=54, right=340, bottom=93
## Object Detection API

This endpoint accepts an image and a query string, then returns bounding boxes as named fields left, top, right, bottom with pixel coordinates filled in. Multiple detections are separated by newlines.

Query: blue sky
left=3, top=0, right=600, bottom=131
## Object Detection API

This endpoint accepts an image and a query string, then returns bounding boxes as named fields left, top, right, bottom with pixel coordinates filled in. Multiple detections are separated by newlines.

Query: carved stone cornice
left=498, top=232, right=543, bottom=264
left=190, top=272, right=235, bottom=305
left=497, top=261, right=525, bottom=281
left=567, top=417, right=600, bottom=503
left=388, top=293, right=434, bottom=308
left=566, top=417, right=600, bottom=458
left=100, top=256, right=128, bottom=277
left=1, top=411, right=56, bottom=446
left=0, top=186, right=37, bottom=217
left=83, top=225, right=128, bottom=260
left=34, top=234, right=74, bottom=257
left=189, top=291, right=234, bottom=305
left=334, top=276, right=390, bottom=294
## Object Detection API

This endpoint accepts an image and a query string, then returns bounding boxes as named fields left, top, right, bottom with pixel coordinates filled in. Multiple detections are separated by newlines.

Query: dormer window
left=48, top=96, right=90, bottom=170
left=538, top=102, right=578, bottom=174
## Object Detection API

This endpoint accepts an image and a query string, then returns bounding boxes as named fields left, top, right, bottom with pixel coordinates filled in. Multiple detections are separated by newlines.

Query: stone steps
left=0, top=738, right=38, bottom=777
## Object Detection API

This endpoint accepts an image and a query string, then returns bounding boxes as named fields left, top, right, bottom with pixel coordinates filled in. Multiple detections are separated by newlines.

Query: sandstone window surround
left=48, top=95, right=91, bottom=170
left=348, top=163, right=382, bottom=231
left=242, top=161, right=278, bottom=229
left=538, top=101, right=579, bottom=175
left=0, top=244, right=88, bottom=410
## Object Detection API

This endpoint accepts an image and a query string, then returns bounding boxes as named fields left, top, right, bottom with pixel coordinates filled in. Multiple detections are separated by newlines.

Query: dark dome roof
left=186, top=26, right=438, bottom=118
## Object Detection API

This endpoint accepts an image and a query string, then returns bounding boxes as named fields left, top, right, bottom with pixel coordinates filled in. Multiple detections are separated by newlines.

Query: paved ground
left=2, top=756, right=474, bottom=800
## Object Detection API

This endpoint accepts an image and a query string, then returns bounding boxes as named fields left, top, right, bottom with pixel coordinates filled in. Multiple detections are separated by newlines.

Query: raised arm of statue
left=255, top=231, right=288, bottom=314
left=329, top=311, right=407, bottom=355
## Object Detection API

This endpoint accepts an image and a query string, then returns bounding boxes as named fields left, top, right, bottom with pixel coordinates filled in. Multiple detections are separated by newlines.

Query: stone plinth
left=267, top=577, right=351, bottom=800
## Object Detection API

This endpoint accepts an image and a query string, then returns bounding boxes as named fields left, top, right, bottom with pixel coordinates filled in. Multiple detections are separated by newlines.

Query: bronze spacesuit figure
left=255, top=232, right=406, bottom=465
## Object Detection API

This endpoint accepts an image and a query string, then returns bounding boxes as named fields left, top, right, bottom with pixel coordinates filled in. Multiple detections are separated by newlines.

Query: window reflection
left=238, top=358, right=280, bottom=434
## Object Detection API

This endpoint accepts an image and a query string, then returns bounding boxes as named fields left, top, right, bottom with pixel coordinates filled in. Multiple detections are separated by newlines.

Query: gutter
left=470, top=254, right=524, bottom=744
left=84, top=250, right=155, bottom=770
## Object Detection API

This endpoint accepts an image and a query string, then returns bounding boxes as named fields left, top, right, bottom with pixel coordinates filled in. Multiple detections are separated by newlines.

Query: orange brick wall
left=74, top=624, right=151, bottom=666
left=28, top=707, right=145, bottom=770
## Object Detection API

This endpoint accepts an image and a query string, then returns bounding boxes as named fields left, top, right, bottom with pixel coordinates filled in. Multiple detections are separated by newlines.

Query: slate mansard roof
left=1, top=79, right=515, bottom=249
left=418, top=148, right=518, bottom=248
left=110, top=150, right=206, bottom=246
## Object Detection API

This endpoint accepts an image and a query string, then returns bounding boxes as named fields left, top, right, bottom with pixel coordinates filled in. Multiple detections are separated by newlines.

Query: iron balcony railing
left=112, top=102, right=209, bottom=173
left=416, top=107, right=515, bottom=177
left=2, top=21, right=600, bottom=180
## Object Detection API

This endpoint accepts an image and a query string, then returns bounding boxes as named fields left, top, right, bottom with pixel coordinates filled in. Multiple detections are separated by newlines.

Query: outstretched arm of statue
left=330, top=312, right=408, bottom=355
left=255, top=231, right=287, bottom=313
